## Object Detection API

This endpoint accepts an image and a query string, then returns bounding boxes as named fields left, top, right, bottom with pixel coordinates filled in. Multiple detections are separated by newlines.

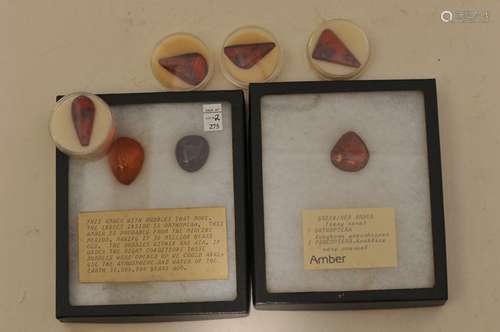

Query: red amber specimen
left=224, top=42, right=276, bottom=69
left=71, top=95, right=95, bottom=146
left=108, top=137, right=145, bottom=185
left=312, top=29, right=361, bottom=68
left=158, top=53, right=208, bottom=86
left=331, top=131, right=369, bottom=172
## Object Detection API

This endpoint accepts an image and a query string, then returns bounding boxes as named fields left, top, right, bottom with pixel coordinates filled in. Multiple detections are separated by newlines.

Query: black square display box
left=249, top=79, right=447, bottom=310
left=56, top=90, right=249, bottom=322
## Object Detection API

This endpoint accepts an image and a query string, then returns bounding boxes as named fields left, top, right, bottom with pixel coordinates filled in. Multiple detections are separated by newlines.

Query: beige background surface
left=1, top=0, right=499, bottom=331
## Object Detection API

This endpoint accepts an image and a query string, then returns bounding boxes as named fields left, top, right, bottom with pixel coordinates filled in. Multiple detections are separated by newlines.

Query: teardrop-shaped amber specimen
left=71, top=95, right=95, bottom=146
left=330, top=131, right=369, bottom=172
left=108, top=137, right=145, bottom=185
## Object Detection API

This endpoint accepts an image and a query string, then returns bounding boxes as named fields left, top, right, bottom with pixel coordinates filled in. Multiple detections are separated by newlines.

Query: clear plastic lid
left=307, top=19, right=370, bottom=80
left=50, top=92, right=115, bottom=159
left=220, top=26, right=282, bottom=88
left=151, top=33, right=213, bottom=91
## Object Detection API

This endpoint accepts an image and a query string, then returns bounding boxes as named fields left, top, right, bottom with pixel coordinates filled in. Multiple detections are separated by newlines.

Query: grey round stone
left=175, top=135, right=210, bottom=172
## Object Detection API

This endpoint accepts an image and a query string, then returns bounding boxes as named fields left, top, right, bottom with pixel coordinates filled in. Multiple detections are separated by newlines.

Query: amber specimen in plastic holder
left=330, top=131, right=369, bottom=172
left=108, top=137, right=145, bottom=185
left=159, top=53, right=208, bottom=86
left=312, top=29, right=361, bottom=68
left=224, top=42, right=276, bottom=69
left=71, top=95, right=95, bottom=146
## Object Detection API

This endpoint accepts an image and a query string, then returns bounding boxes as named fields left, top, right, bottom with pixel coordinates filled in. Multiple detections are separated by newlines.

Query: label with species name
left=78, top=207, right=228, bottom=283
left=303, top=208, right=397, bottom=270
left=202, top=103, right=223, bottom=132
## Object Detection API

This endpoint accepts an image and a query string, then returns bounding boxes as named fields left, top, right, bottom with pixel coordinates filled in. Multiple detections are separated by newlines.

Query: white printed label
left=203, top=104, right=223, bottom=132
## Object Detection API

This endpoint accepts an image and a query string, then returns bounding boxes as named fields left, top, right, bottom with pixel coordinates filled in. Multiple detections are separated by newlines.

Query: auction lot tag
left=203, top=103, right=223, bottom=132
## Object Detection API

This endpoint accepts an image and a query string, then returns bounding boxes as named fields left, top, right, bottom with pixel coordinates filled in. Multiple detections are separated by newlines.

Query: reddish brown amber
left=312, top=29, right=361, bottom=68
left=158, top=53, right=208, bottom=86
left=331, top=131, right=369, bottom=172
left=224, top=42, right=276, bottom=69
left=71, top=95, right=95, bottom=146
left=108, top=137, right=145, bottom=185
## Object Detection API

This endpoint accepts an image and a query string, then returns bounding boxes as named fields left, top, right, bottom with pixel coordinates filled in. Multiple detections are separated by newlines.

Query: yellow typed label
left=303, top=208, right=397, bottom=270
left=78, top=207, right=228, bottom=283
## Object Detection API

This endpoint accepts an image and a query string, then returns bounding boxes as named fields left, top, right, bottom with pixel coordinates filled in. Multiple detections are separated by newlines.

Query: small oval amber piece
left=108, top=137, right=145, bottom=185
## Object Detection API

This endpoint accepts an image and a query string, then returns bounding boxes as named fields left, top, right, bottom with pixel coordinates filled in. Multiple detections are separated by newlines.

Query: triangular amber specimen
left=224, top=42, right=276, bottom=69
left=159, top=53, right=208, bottom=86
left=71, top=95, right=95, bottom=146
left=331, top=131, right=369, bottom=172
left=312, top=29, right=361, bottom=68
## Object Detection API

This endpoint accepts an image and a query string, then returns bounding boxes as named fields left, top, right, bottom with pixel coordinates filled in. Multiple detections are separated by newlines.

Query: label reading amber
left=303, top=208, right=397, bottom=270
left=78, top=207, right=228, bottom=283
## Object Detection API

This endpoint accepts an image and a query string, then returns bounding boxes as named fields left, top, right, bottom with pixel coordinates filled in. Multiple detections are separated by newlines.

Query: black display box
left=56, top=90, right=249, bottom=322
left=249, top=79, right=447, bottom=310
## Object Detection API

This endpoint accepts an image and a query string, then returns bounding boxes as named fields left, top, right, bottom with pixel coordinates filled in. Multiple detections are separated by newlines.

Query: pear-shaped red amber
left=331, top=131, right=369, bottom=172
left=108, top=137, right=145, bottom=185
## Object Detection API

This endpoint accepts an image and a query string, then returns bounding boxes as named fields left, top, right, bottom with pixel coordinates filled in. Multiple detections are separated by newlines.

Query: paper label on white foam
left=203, top=104, right=223, bottom=132
left=78, top=207, right=229, bottom=283
left=303, top=208, right=398, bottom=270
